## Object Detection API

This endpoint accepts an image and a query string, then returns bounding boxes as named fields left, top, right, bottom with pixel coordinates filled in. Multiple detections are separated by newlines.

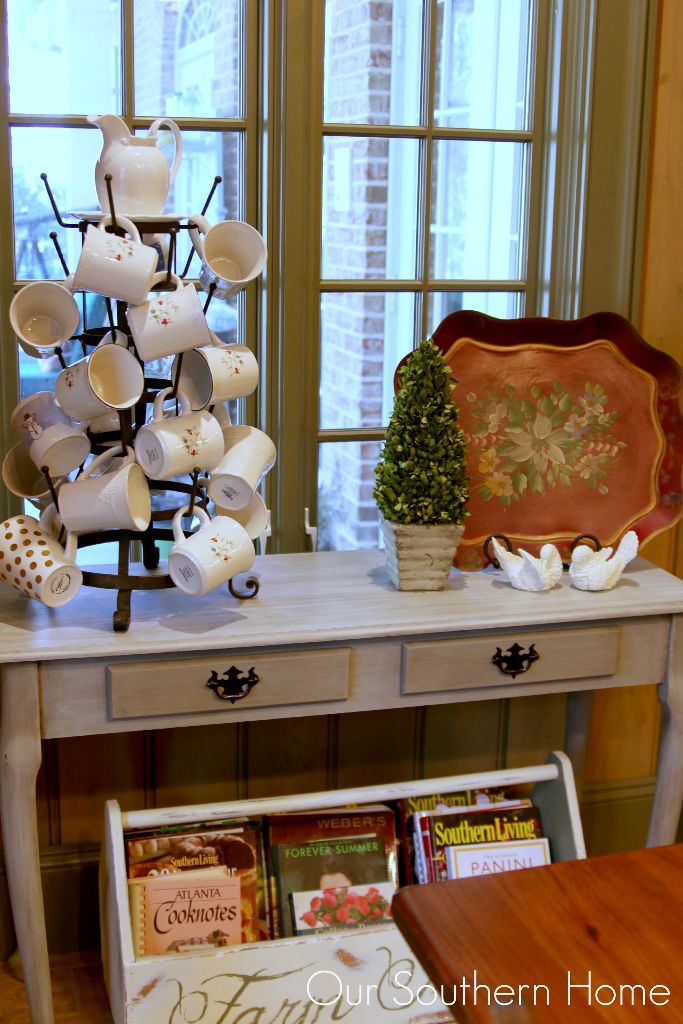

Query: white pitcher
left=88, top=114, right=183, bottom=217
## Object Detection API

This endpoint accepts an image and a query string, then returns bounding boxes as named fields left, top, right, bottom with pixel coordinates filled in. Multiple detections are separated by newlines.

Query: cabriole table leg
left=0, top=662, right=54, bottom=1024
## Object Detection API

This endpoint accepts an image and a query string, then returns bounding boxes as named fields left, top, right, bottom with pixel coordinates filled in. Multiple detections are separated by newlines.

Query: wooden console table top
left=393, top=843, right=683, bottom=1023
left=0, top=549, right=682, bottom=663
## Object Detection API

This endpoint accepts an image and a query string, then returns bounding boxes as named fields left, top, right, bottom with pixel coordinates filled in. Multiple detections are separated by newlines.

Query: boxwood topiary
left=374, top=338, right=469, bottom=525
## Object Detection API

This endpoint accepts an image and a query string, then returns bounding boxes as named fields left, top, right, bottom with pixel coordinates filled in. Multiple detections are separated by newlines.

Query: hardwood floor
left=0, top=953, right=112, bottom=1024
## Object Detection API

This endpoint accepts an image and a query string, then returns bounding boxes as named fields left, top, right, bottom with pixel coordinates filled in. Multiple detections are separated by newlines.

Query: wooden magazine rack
left=101, top=751, right=584, bottom=1024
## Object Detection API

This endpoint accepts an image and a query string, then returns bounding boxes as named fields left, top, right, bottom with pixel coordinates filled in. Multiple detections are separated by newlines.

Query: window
left=0, top=1, right=658, bottom=554
left=317, top=0, right=534, bottom=550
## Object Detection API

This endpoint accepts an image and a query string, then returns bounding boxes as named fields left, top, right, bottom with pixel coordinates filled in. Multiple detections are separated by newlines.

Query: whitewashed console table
left=1, top=548, right=683, bottom=1024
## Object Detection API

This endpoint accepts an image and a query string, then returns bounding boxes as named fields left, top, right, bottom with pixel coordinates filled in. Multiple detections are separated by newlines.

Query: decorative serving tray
left=428, top=311, right=683, bottom=569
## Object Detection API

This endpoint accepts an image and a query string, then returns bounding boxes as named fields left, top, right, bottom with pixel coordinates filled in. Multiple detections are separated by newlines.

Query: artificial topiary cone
left=374, top=338, right=469, bottom=589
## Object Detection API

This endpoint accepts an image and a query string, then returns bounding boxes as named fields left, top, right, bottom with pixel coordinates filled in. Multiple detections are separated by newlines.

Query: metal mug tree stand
left=37, top=172, right=259, bottom=632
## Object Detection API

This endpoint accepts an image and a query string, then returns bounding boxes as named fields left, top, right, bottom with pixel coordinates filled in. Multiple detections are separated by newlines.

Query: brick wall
left=319, top=0, right=394, bottom=550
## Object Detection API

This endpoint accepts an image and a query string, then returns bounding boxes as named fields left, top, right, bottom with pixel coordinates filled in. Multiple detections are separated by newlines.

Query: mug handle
left=153, top=386, right=192, bottom=422
left=148, top=269, right=181, bottom=291
left=39, top=504, right=78, bottom=562
left=96, top=328, right=130, bottom=348
left=78, top=444, right=135, bottom=480
left=98, top=214, right=142, bottom=244
left=188, top=213, right=211, bottom=263
left=172, top=504, right=211, bottom=545
left=148, top=118, right=183, bottom=187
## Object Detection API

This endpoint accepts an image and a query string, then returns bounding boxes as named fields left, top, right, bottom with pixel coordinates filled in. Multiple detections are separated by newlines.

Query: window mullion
left=264, top=0, right=324, bottom=552
left=418, top=0, right=438, bottom=344
left=0, top=0, right=18, bottom=515
left=122, top=0, right=134, bottom=119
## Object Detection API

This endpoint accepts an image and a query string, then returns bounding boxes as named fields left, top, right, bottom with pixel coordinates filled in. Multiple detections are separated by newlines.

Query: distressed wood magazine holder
left=102, top=751, right=584, bottom=1023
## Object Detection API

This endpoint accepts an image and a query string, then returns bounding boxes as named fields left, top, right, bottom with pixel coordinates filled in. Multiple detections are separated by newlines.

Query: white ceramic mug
left=69, top=216, right=158, bottom=305
left=168, top=505, right=255, bottom=597
left=188, top=214, right=267, bottom=300
left=126, top=272, right=213, bottom=362
left=57, top=446, right=151, bottom=534
left=206, top=424, right=276, bottom=510
left=0, top=508, right=81, bottom=608
left=1, top=443, right=66, bottom=506
left=134, top=387, right=224, bottom=481
left=85, top=408, right=122, bottom=435
left=172, top=339, right=259, bottom=410
left=11, top=391, right=91, bottom=477
left=213, top=491, right=269, bottom=541
left=9, top=281, right=80, bottom=351
left=55, top=330, right=144, bottom=422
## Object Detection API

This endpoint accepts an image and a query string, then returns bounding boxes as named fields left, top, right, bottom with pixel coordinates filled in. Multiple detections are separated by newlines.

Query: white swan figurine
left=568, top=531, right=639, bottom=591
left=491, top=537, right=563, bottom=592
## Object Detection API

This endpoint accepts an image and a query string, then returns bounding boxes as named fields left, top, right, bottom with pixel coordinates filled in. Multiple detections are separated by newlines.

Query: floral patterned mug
left=172, top=337, right=259, bottom=410
left=69, top=215, right=158, bottom=306
left=126, top=272, right=213, bottom=362
left=133, top=387, right=224, bottom=480
left=168, top=505, right=255, bottom=597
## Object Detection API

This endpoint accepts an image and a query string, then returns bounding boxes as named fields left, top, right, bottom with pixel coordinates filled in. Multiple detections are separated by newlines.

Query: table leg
left=648, top=613, right=683, bottom=846
left=0, top=662, right=54, bottom=1024
left=563, top=690, right=594, bottom=799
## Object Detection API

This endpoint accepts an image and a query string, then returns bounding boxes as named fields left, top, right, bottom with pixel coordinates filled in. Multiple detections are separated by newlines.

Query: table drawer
left=402, top=626, right=619, bottom=694
left=107, top=647, right=351, bottom=720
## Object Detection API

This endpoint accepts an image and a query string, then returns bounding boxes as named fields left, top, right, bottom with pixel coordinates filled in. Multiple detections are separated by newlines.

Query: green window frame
left=0, top=0, right=658, bottom=554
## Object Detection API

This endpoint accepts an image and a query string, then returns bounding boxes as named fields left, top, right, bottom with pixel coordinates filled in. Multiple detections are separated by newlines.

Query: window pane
left=205, top=294, right=239, bottom=347
left=322, top=137, right=420, bottom=280
left=324, top=0, right=424, bottom=126
left=7, top=0, right=122, bottom=116
left=318, top=440, right=382, bottom=550
left=431, top=140, right=528, bottom=280
left=134, top=0, right=244, bottom=118
left=150, top=130, right=242, bottom=275
left=428, top=291, right=523, bottom=332
left=12, top=127, right=101, bottom=281
left=320, top=292, right=416, bottom=429
left=435, top=0, right=532, bottom=130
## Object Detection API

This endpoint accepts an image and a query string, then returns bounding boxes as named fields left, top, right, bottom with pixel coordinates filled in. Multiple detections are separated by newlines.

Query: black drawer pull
left=206, top=666, right=260, bottom=702
left=492, top=643, right=539, bottom=679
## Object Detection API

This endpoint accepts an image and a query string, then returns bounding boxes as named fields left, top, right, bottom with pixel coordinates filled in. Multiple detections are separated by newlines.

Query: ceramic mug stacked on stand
left=1, top=114, right=274, bottom=624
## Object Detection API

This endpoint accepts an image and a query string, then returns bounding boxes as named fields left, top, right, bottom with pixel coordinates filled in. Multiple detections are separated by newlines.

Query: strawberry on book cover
left=271, top=833, right=394, bottom=938
left=128, top=867, right=241, bottom=957
left=125, top=817, right=269, bottom=943
left=289, top=880, right=396, bottom=936
left=266, top=805, right=397, bottom=937
left=417, top=801, right=544, bottom=882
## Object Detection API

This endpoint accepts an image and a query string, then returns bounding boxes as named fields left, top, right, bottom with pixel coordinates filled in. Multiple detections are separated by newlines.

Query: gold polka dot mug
left=0, top=510, right=81, bottom=608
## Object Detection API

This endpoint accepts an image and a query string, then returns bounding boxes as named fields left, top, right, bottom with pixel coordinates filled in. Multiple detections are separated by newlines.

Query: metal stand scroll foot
left=228, top=575, right=260, bottom=600
left=113, top=590, right=132, bottom=632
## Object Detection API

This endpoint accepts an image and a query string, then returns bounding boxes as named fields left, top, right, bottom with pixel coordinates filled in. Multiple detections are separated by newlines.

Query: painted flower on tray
left=478, top=447, right=499, bottom=475
left=465, top=381, right=626, bottom=506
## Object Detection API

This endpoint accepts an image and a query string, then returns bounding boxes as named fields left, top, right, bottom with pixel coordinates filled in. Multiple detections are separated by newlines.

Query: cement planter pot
left=380, top=516, right=465, bottom=591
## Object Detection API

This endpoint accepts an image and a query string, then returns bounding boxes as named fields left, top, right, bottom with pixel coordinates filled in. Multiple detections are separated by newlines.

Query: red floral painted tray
left=427, top=311, right=683, bottom=570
